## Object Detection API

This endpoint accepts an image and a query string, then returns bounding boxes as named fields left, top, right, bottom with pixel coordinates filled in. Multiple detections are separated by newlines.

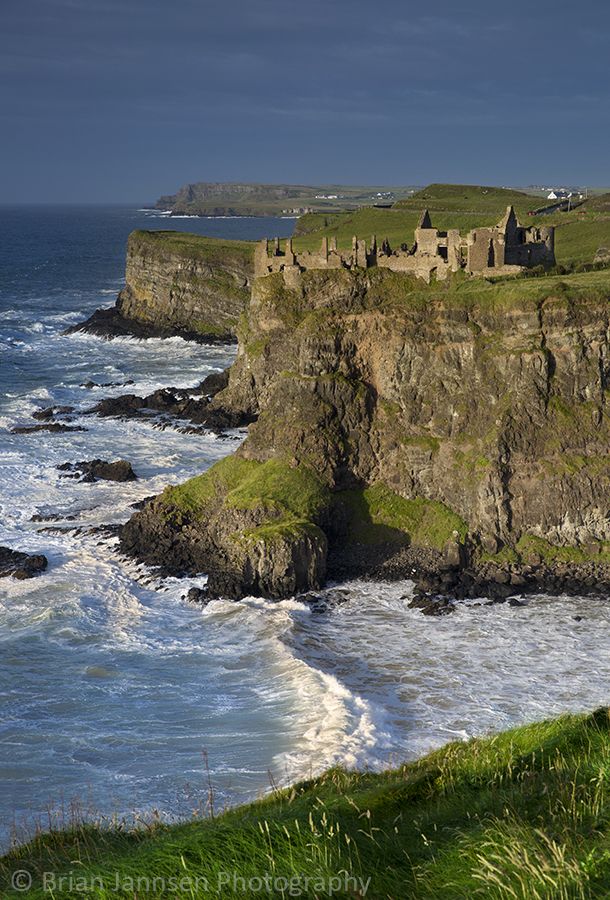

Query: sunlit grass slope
left=4, top=709, right=610, bottom=897
left=293, top=183, right=610, bottom=268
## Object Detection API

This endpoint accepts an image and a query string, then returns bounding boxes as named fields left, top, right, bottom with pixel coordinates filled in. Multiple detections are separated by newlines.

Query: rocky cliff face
left=68, top=231, right=253, bottom=342
left=122, top=267, right=610, bottom=598
left=115, top=231, right=253, bottom=340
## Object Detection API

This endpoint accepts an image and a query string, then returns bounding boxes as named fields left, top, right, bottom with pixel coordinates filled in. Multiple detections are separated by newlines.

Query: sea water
left=1, top=205, right=609, bottom=848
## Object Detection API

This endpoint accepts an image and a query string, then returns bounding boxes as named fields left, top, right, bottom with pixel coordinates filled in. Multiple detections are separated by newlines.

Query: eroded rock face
left=66, top=231, right=253, bottom=342
left=122, top=267, right=610, bottom=598
left=227, top=270, right=610, bottom=547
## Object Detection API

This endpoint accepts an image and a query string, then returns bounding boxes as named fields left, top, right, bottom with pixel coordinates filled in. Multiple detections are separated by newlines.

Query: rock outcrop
left=0, top=547, right=48, bottom=579
left=67, top=231, right=253, bottom=343
left=121, top=265, right=610, bottom=599
left=58, top=459, right=137, bottom=483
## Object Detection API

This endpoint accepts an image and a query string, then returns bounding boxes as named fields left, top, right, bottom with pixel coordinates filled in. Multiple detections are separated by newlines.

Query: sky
left=1, top=0, right=609, bottom=202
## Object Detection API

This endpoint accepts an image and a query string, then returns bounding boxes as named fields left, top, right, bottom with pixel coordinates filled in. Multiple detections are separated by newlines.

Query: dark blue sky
left=2, top=0, right=608, bottom=202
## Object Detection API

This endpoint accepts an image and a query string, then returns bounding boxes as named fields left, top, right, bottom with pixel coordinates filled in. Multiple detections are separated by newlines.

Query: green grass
left=554, top=219, right=610, bottom=266
left=160, top=456, right=261, bottom=515
left=515, top=534, right=610, bottom=566
left=7, top=709, right=610, bottom=897
left=397, top=182, right=545, bottom=216
left=293, top=182, right=610, bottom=269
left=482, top=534, right=610, bottom=567
left=225, top=458, right=329, bottom=522
left=129, top=230, right=254, bottom=266
left=585, top=192, right=610, bottom=212
left=240, top=520, right=326, bottom=548
left=161, top=456, right=331, bottom=548
left=310, top=266, right=610, bottom=319
left=191, top=319, right=234, bottom=337
left=338, top=483, right=468, bottom=550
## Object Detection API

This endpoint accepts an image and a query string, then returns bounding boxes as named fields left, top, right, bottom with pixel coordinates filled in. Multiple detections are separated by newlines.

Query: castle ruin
left=254, top=207, right=555, bottom=284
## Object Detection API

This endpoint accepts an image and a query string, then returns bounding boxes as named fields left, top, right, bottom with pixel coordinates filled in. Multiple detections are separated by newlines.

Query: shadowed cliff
left=121, top=263, right=610, bottom=600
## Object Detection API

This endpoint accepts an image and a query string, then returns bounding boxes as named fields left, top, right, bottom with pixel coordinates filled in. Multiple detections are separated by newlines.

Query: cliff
left=68, top=231, right=253, bottom=342
left=121, top=266, right=610, bottom=600
left=154, top=181, right=416, bottom=217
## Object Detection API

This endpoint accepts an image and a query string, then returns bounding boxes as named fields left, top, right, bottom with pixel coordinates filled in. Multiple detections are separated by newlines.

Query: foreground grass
left=5, top=710, right=610, bottom=897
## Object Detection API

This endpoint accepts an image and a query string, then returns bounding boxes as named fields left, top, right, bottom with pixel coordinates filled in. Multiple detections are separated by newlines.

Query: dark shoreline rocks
left=32, top=405, right=75, bottom=421
left=58, top=459, right=137, bottom=483
left=0, top=547, right=48, bottom=580
left=64, top=307, right=237, bottom=345
left=118, top=489, right=327, bottom=601
left=31, top=513, right=76, bottom=522
left=117, top=493, right=610, bottom=608
left=329, top=540, right=610, bottom=614
left=11, top=423, right=86, bottom=434
left=87, top=369, right=255, bottom=433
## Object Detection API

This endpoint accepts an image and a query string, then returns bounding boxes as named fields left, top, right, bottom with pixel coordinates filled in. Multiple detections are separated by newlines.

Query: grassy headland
left=128, top=230, right=254, bottom=265
left=292, top=183, right=610, bottom=269
left=155, top=182, right=419, bottom=217
left=4, top=709, right=610, bottom=897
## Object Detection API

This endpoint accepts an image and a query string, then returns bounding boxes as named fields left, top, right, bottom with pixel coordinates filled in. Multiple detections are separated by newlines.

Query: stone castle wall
left=255, top=207, right=555, bottom=285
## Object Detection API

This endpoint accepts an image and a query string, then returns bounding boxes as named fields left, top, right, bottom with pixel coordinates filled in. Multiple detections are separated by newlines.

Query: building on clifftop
left=254, top=206, right=555, bottom=284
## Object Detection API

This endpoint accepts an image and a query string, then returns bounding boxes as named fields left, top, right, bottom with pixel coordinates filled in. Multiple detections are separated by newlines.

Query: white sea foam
left=4, top=205, right=610, bottom=852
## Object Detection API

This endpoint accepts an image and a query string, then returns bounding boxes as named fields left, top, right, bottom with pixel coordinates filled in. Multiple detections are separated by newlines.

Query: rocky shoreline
left=118, top=514, right=610, bottom=613
left=10, top=233, right=610, bottom=613
left=65, top=306, right=237, bottom=344
left=327, top=541, right=610, bottom=615
left=110, top=263, right=610, bottom=608
left=10, top=350, right=610, bottom=611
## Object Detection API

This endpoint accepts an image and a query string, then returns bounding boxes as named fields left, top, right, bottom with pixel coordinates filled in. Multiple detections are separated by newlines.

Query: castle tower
left=414, top=209, right=439, bottom=256
left=285, top=238, right=295, bottom=265
left=254, top=239, right=270, bottom=277
left=540, top=226, right=555, bottom=260
left=417, top=209, right=432, bottom=229
left=498, top=205, right=519, bottom=244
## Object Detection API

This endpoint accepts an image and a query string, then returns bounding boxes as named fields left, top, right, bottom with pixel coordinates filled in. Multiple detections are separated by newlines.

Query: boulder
left=0, top=547, right=48, bottom=579
left=58, top=459, right=137, bottom=482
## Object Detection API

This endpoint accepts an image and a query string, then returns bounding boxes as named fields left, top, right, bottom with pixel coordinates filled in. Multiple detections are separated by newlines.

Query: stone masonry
left=254, top=207, right=555, bottom=284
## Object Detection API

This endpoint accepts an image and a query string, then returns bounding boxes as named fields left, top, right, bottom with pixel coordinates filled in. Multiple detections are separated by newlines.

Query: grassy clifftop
left=293, top=182, right=610, bottom=268
left=4, top=709, right=610, bottom=897
left=129, top=230, right=254, bottom=265
left=397, top=182, right=543, bottom=216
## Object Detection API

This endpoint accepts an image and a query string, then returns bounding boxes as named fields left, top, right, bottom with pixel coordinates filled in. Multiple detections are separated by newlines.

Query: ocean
left=1, top=205, right=609, bottom=848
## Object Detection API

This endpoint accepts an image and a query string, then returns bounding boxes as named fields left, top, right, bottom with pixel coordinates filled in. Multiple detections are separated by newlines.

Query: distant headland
left=154, top=181, right=419, bottom=217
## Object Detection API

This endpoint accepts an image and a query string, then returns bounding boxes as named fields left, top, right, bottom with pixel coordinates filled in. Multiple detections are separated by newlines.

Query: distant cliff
left=156, top=182, right=316, bottom=217
left=122, top=265, right=610, bottom=600
left=155, top=181, right=416, bottom=217
left=68, top=231, right=253, bottom=342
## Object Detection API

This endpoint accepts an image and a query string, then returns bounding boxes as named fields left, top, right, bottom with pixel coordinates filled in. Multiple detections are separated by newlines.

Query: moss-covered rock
left=120, top=456, right=331, bottom=599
